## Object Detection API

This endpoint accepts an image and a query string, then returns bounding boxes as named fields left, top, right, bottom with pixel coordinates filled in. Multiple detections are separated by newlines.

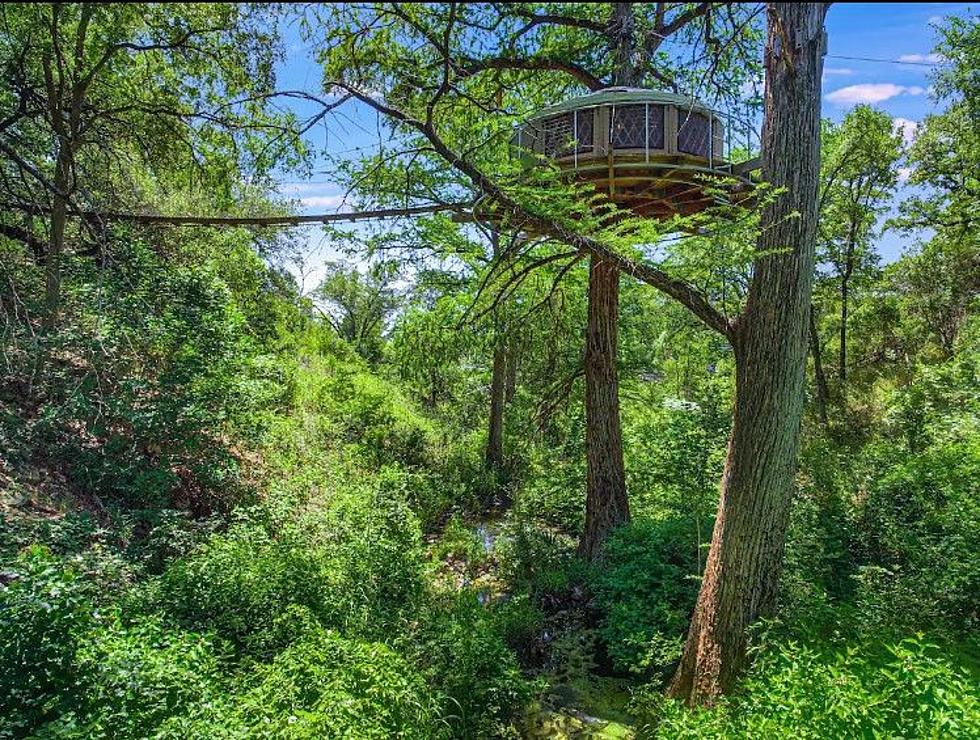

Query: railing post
left=708, top=113, right=714, bottom=168
left=573, top=110, right=579, bottom=167
left=645, top=102, right=650, bottom=163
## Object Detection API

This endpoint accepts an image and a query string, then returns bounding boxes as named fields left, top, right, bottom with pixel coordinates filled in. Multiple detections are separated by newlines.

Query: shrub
left=165, top=625, right=439, bottom=739
left=640, top=636, right=980, bottom=738
left=589, top=518, right=703, bottom=677
left=789, top=433, right=980, bottom=639
left=152, top=479, right=425, bottom=653
left=0, top=547, right=94, bottom=737
left=413, top=593, right=535, bottom=738
left=70, top=615, right=224, bottom=739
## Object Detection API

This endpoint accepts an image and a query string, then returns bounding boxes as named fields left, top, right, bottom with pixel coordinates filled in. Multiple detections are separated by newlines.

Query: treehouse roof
left=527, top=86, right=718, bottom=122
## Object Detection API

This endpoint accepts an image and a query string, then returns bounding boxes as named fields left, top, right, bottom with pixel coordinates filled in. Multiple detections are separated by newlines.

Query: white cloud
left=278, top=182, right=337, bottom=196
left=897, top=166, right=914, bottom=183
left=897, top=53, right=946, bottom=64
left=276, top=182, right=351, bottom=211
left=298, top=194, right=349, bottom=209
left=826, top=83, right=926, bottom=105
left=823, top=67, right=854, bottom=76
left=892, top=117, right=920, bottom=146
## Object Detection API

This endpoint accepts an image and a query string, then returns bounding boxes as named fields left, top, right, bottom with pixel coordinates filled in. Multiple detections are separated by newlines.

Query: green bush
left=69, top=615, right=223, bottom=739
left=0, top=547, right=94, bottom=737
left=789, top=432, right=980, bottom=639
left=642, top=636, right=980, bottom=738
left=156, top=617, right=437, bottom=739
left=589, top=518, right=703, bottom=677
left=152, top=480, right=426, bottom=653
left=413, top=593, right=535, bottom=738
left=302, top=353, right=436, bottom=470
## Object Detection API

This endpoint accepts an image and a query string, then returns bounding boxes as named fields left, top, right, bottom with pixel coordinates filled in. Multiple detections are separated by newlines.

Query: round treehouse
left=514, top=87, right=757, bottom=219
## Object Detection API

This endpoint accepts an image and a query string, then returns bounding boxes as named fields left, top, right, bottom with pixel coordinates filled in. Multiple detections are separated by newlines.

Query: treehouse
left=513, top=87, right=758, bottom=219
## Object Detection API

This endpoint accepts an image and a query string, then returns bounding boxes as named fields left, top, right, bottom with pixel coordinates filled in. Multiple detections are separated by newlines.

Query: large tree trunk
left=668, top=2, right=827, bottom=705
left=575, top=1, right=635, bottom=561
left=579, top=257, right=629, bottom=560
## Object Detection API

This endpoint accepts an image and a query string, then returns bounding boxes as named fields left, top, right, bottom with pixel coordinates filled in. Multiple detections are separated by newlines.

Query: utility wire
left=826, top=54, right=944, bottom=67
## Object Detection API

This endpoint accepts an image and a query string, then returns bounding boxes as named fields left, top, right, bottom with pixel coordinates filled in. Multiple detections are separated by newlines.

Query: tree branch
left=330, top=82, right=734, bottom=339
left=457, top=56, right=604, bottom=91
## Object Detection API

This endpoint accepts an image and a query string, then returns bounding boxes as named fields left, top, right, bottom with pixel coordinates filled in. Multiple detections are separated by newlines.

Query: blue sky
left=269, top=3, right=975, bottom=283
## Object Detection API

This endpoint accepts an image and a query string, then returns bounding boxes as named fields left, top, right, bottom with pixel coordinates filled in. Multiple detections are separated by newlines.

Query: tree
left=486, top=230, right=509, bottom=472
left=317, top=260, right=401, bottom=361
left=901, top=15, right=980, bottom=233
left=812, top=106, right=901, bottom=405
left=312, top=1, right=825, bottom=701
left=668, top=4, right=827, bottom=703
left=581, top=256, right=629, bottom=559
left=315, top=1, right=762, bottom=560
left=0, top=3, right=296, bottom=335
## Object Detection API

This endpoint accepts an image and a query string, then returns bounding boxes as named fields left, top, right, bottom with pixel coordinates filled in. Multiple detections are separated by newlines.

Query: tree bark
left=504, top=342, right=517, bottom=404
left=838, top=223, right=856, bottom=386
left=610, top=3, right=638, bottom=86
left=486, top=230, right=507, bottom=471
left=43, top=145, right=71, bottom=331
left=809, top=307, right=829, bottom=425
left=575, top=0, right=636, bottom=561
left=486, top=338, right=507, bottom=470
left=579, top=257, right=629, bottom=561
left=668, top=2, right=827, bottom=705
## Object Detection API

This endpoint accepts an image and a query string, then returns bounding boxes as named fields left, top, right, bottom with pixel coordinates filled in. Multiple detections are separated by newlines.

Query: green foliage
left=0, top=547, right=94, bottom=737
left=412, top=593, right=536, bottom=737
left=317, top=260, right=401, bottom=362
left=589, top=518, right=703, bottom=677
left=70, top=615, right=223, bottom=739
left=298, top=349, right=437, bottom=470
left=640, top=636, right=980, bottom=738
left=1, top=232, right=296, bottom=519
left=789, top=355, right=980, bottom=641
left=152, top=483, right=425, bottom=653
left=170, top=625, right=438, bottom=739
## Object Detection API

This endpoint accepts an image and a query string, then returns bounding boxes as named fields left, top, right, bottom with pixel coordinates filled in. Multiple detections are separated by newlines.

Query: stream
left=435, top=515, right=635, bottom=738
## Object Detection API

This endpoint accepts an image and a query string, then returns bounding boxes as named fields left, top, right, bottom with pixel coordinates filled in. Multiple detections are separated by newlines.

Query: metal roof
left=528, top=86, right=717, bottom=120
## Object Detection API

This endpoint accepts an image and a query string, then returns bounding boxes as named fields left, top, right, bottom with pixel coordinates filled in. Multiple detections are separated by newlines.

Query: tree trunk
left=610, top=3, right=638, bottom=86
left=668, top=2, right=827, bottom=705
left=43, top=145, right=71, bottom=331
left=579, top=257, right=629, bottom=561
left=486, top=229, right=507, bottom=471
left=838, top=229, right=855, bottom=386
left=486, top=338, right=506, bottom=469
left=575, top=0, right=635, bottom=561
left=809, top=307, right=829, bottom=425
left=838, top=275, right=848, bottom=382
left=504, top=341, right=517, bottom=404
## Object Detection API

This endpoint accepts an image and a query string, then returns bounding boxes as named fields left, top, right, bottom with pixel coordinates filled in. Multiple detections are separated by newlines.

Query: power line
left=826, top=54, right=944, bottom=67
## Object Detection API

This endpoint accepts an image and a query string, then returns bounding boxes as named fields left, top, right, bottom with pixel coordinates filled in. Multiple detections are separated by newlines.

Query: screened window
left=610, top=104, right=664, bottom=150
left=677, top=111, right=712, bottom=157
left=542, top=110, right=593, bottom=157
